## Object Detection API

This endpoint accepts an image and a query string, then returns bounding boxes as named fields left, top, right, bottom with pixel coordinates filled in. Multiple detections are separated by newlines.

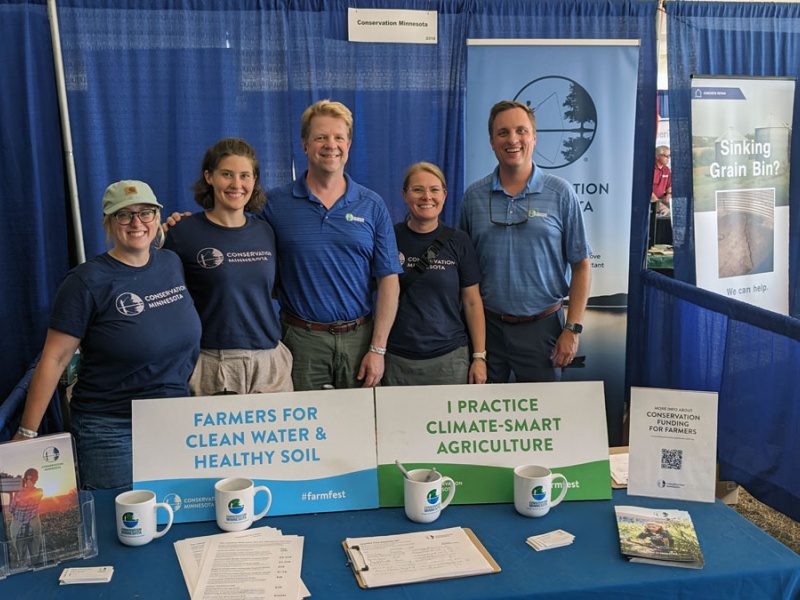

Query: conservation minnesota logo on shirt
left=345, top=213, right=365, bottom=223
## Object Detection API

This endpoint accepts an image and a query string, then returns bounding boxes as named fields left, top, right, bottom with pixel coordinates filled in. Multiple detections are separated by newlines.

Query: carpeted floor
left=732, top=487, right=800, bottom=554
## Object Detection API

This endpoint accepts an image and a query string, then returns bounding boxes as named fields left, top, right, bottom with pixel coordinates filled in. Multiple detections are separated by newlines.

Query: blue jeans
left=70, top=410, right=133, bottom=491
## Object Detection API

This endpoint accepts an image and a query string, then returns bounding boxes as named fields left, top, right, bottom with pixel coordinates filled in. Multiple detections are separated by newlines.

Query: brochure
left=0, top=433, right=82, bottom=573
left=614, top=505, right=704, bottom=569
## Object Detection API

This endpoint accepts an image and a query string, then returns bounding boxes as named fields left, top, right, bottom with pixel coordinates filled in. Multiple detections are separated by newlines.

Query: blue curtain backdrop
left=632, top=0, right=800, bottom=520
left=52, top=0, right=656, bottom=263
left=667, top=0, right=800, bottom=313
left=2, top=2, right=655, bottom=441
left=0, top=0, right=69, bottom=406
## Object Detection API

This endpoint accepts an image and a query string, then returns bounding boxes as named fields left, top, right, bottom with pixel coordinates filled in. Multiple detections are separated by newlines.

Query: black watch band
left=564, top=322, right=583, bottom=334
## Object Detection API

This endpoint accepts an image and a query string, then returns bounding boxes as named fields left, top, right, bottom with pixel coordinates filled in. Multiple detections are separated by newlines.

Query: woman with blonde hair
left=15, top=181, right=201, bottom=489
left=384, top=162, right=487, bottom=386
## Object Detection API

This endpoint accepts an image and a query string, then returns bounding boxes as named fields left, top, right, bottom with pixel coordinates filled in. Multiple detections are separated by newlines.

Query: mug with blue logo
left=115, top=489, right=174, bottom=546
left=513, top=465, right=568, bottom=517
left=404, top=468, right=456, bottom=523
left=214, top=477, right=272, bottom=532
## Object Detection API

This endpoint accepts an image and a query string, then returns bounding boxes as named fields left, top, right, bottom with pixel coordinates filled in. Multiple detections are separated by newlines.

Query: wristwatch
left=564, top=322, right=583, bottom=334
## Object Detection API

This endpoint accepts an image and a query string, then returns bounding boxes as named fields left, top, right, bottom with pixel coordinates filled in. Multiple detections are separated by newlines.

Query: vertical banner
left=691, top=76, right=794, bottom=315
left=132, top=390, right=379, bottom=523
left=466, top=40, right=640, bottom=444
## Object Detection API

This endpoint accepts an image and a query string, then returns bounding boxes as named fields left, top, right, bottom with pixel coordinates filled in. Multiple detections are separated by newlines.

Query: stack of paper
left=59, top=566, right=114, bottom=584
left=526, top=530, right=575, bottom=551
left=609, top=452, right=629, bottom=486
left=174, top=527, right=309, bottom=599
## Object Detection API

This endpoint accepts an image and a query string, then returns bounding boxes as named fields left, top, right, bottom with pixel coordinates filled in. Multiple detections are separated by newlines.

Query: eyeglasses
left=660, top=153, right=670, bottom=158
left=406, top=186, right=445, bottom=196
left=490, top=192, right=531, bottom=226
left=114, top=208, right=158, bottom=225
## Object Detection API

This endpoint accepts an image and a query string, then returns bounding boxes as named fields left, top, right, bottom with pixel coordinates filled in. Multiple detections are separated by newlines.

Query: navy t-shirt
left=164, top=212, right=281, bottom=350
left=49, top=250, right=201, bottom=416
left=388, top=222, right=481, bottom=359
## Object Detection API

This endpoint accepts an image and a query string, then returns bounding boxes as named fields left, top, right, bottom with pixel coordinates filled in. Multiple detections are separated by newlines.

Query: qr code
left=661, top=448, right=683, bottom=470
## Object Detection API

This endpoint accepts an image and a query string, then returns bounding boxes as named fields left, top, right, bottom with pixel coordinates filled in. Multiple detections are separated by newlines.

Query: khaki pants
left=189, top=343, right=294, bottom=396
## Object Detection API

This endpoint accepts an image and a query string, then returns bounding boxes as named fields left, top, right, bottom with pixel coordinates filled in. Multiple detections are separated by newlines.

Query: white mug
left=214, top=477, right=272, bottom=532
left=513, top=465, right=569, bottom=518
left=404, top=468, right=456, bottom=524
left=115, top=490, right=174, bottom=546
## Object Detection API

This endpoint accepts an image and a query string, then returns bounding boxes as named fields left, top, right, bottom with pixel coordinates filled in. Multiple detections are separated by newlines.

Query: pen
left=395, top=460, right=412, bottom=480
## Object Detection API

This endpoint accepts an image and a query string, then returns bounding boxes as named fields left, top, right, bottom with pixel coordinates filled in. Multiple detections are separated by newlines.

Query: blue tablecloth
left=3, top=489, right=800, bottom=599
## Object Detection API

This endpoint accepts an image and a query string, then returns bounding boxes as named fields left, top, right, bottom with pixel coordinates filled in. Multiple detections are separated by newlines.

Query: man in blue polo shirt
left=458, top=100, right=591, bottom=383
left=259, top=100, right=401, bottom=391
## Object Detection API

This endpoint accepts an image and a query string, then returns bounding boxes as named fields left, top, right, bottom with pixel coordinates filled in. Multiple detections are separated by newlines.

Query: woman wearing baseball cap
left=14, top=180, right=201, bottom=490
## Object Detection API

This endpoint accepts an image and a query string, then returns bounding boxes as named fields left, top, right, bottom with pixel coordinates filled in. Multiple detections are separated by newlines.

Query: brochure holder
left=0, top=432, right=98, bottom=580
left=0, top=490, right=98, bottom=580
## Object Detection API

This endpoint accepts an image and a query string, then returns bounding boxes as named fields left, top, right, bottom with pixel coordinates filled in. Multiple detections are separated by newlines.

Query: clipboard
left=342, top=527, right=500, bottom=589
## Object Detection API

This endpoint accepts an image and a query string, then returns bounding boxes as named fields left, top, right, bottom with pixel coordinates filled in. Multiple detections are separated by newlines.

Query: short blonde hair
left=300, top=100, right=353, bottom=142
left=403, top=162, right=447, bottom=191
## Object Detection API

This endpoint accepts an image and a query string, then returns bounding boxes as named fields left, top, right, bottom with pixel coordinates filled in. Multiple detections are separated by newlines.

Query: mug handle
left=252, top=486, right=273, bottom=522
left=440, top=477, right=456, bottom=509
left=153, top=502, right=174, bottom=538
left=550, top=473, right=569, bottom=507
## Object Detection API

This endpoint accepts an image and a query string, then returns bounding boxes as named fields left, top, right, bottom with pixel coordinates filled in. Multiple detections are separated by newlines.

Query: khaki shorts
left=189, top=343, right=294, bottom=396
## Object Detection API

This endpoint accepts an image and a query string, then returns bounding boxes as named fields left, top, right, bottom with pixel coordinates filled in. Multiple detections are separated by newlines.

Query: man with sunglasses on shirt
left=458, top=100, right=591, bottom=383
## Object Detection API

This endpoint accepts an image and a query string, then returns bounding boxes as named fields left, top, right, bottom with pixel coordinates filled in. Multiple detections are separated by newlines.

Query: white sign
left=132, top=389, right=379, bottom=522
left=348, top=8, right=437, bottom=44
left=375, top=382, right=611, bottom=505
left=628, top=387, right=718, bottom=502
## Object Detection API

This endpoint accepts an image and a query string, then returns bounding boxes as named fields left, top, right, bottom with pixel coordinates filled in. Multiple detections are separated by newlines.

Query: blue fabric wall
left=625, top=0, right=800, bottom=522
left=3, top=0, right=655, bottom=445
left=0, top=0, right=69, bottom=406
left=9, top=0, right=798, bottom=519
left=639, top=270, right=800, bottom=522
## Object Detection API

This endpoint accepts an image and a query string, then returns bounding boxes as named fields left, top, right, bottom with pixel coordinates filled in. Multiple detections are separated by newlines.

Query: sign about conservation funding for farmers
left=375, top=381, right=612, bottom=506
left=132, top=389, right=378, bottom=523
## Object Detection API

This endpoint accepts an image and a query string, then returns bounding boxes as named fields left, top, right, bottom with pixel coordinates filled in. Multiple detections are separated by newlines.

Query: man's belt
left=485, top=301, right=563, bottom=324
left=281, top=312, right=372, bottom=335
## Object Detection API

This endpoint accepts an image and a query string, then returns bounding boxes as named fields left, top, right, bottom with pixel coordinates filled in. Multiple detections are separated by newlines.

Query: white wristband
left=472, top=351, right=487, bottom=361
left=17, top=426, right=38, bottom=439
left=369, top=345, right=387, bottom=356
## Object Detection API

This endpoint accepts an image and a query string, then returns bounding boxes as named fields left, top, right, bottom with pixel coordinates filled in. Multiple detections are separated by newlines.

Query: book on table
left=614, top=505, right=704, bottom=569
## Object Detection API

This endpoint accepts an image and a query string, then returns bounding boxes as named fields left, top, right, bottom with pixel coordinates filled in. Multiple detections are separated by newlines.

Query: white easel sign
left=132, top=389, right=379, bottom=523
left=628, top=387, right=718, bottom=502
